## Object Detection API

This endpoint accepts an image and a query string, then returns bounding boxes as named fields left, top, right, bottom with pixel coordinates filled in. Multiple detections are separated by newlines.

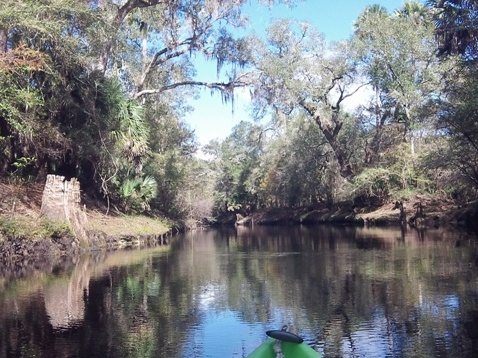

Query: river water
left=1, top=225, right=477, bottom=357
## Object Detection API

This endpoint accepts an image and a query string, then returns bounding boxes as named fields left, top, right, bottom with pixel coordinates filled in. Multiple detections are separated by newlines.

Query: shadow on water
left=1, top=225, right=478, bottom=357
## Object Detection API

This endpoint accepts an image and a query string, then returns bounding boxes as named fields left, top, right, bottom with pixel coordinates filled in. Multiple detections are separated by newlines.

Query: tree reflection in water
left=0, top=226, right=477, bottom=357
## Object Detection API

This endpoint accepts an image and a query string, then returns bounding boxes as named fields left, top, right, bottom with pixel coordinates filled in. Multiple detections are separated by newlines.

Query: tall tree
left=253, top=114, right=335, bottom=207
left=432, top=63, right=478, bottom=191
left=204, top=121, right=264, bottom=215
left=352, top=3, right=452, bottom=168
left=0, top=0, right=106, bottom=177
left=0, top=2, right=272, bottom=197
left=249, top=19, right=364, bottom=178
left=89, top=0, right=292, bottom=204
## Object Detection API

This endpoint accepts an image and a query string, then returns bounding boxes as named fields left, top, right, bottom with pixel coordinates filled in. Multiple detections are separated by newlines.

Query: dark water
left=1, top=225, right=478, bottom=357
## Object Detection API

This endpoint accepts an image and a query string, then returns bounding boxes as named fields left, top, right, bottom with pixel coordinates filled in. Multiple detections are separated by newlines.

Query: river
left=0, top=225, right=477, bottom=357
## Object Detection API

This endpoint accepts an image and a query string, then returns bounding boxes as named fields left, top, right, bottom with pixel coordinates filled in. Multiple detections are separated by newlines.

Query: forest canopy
left=1, top=0, right=477, bottom=223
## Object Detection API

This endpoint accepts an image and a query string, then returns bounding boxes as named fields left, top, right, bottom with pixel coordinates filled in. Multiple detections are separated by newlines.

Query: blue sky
left=185, top=0, right=420, bottom=146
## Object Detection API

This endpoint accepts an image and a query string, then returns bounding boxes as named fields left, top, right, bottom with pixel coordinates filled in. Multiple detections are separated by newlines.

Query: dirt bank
left=1, top=181, right=477, bottom=264
left=0, top=181, right=174, bottom=262
left=238, top=194, right=478, bottom=232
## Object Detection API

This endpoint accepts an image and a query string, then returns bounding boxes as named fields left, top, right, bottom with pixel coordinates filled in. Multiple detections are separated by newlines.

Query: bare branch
left=137, top=46, right=191, bottom=92
left=117, top=0, right=169, bottom=25
left=335, top=81, right=372, bottom=108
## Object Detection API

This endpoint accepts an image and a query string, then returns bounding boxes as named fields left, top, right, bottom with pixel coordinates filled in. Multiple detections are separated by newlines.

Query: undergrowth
left=0, top=217, right=71, bottom=241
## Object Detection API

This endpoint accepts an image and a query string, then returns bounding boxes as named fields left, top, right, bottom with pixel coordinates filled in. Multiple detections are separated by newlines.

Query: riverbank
left=236, top=194, right=478, bottom=232
left=0, top=181, right=175, bottom=261
left=1, top=181, right=477, bottom=262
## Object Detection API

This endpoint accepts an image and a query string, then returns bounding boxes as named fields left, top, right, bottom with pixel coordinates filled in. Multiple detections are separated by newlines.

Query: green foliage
left=253, top=115, right=333, bottom=207
left=0, top=217, right=18, bottom=240
left=0, top=1, right=107, bottom=177
left=0, top=45, right=48, bottom=173
left=205, top=121, right=263, bottom=215
left=81, top=78, right=154, bottom=205
left=145, top=151, right=187, bottom=218
left=428, top=0, right=478, bottom=59
left=174, top=162, right=216, bottom=224
left=2, top=0, right=478, bottom=223
left=119, top=175, right=158, bottom=214
left=11, top=156, right=36, bottom=175
left=430, top=64, right=478, bottom=195
left=349, top=168, right=397, bottom=206
left=353, top=3, right=446, bottom=139
left=34, top=219, right=71, bottom=239
left=0, top=216, right=71, bottom=240
left=111, top=99, right=149, bottom=167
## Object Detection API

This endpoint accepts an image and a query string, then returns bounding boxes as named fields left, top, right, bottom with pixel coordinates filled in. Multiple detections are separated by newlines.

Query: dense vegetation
left=1, top=0, right=477, bottom=225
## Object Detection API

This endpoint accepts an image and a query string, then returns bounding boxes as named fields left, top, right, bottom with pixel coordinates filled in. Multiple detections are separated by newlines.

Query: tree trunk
left=299, top=100, right=353, bottom=178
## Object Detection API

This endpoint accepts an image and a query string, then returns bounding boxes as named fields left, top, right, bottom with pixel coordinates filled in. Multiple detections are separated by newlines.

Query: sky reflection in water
left=0, top=225, right=477, bottom=358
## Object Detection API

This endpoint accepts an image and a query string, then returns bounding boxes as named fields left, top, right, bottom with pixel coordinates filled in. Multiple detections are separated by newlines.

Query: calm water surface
left=1, top=225, right=478, bottom=357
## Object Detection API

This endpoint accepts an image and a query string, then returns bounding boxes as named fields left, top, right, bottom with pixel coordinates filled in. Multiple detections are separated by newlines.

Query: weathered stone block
left=40, top=175, right=87, bottom=241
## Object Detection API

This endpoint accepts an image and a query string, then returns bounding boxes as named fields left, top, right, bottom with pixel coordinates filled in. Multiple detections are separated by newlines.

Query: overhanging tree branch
left=133, top=77, right=250, bottom=99
left=99, top=0, right=174, bottom=73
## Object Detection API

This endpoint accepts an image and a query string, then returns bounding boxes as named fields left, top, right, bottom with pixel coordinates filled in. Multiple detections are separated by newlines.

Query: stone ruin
left=40, top=175, right=88, bottom=241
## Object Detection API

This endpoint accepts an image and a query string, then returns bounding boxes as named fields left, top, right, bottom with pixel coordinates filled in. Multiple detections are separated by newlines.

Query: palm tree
left=427, top=0, right=478, bottom=59
left=354, top=4, right=389, bottom=33
left=119, top=175, right=158, bottom=213
left=395, top=1, right=429, bottom=24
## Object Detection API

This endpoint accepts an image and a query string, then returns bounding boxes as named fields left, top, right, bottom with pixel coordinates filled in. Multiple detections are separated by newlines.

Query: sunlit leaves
left=351, top=2, right=457, bottom=184
left=205, top=121, right=263, bottom=215
left=119, top=175, right=158, bottom=213
left=0, top=0, right=106, bottom=66
left=249, top=18, right=364, bottom=177
left=353, top=5, right=438, bottom=109
left=112, top=99, right=150, bottom=166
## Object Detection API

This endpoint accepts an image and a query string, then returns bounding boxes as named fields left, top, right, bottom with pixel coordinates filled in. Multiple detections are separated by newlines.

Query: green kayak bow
left=247, top=329, right=321, bottom=358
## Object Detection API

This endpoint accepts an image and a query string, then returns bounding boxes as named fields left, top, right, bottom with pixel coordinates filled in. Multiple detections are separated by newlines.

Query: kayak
left=247, top=329, right=321, bottom=358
